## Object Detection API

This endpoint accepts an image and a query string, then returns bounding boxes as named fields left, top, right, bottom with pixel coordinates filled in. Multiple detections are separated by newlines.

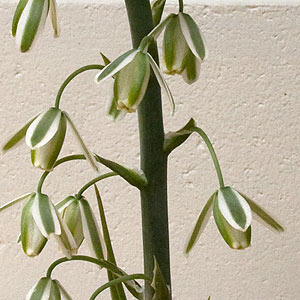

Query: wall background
left=0, top=1, right=299, bottom=299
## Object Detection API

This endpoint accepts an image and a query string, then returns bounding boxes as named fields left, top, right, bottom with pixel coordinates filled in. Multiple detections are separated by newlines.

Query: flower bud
left=12, top=0, right=49, bottom=52
left=21, top=193, right=47, bottom=257
left=26, top=277, right=61, bottom=300
left=26, top=107, right=66, bottom=171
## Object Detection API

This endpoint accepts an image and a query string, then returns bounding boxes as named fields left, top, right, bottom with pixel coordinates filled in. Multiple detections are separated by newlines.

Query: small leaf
left=151, top=257, right=170, bottom=300
left=213, top=193, right=251, bottom=250
left=100, top=52, right=111, bottom=66
left=0, top=192, right=34, bottom=212
left=179, top=12, right=205, bottom=61
left=185, top=193, right=214, bottom=254
left=147, top=53, right=175, bottom=115
left=96, top=49, right=138, bottom=82
left=240, top=192, right=284, bottom=233
left=64, top=112, right=99, bottom=172
left=95, top=154, right=148, bottom=189
left=151, top=0, right=166, bottom=26
left=164, top=118, right=196, bottom=154
left=2, top=115, right=38, bottom=152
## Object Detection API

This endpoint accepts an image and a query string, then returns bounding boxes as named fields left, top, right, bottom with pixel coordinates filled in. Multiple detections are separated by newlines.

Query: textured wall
left=0, top=1, right=299, bottom=299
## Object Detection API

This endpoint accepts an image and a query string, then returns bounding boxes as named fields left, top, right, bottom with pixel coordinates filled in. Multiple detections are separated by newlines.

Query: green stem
left=76, top=172, right=117, bottom=198
left=55, top=64, right=104, bottom=109
left=36, top=155, right=86, bottom=194
left=191, top=126, right=225, bottom=188
left=178, top=0, right=184, bottom=12
left=124, top=1, right=171, bottom=299
left=90, top=274, right=151, bottom=300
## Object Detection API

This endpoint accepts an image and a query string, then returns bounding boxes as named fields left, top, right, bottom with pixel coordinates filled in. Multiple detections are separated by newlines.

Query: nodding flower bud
left=21, top=193, right=47, bottom=257
left=26, top=107, right=66, bottom=171
left=162, top=13, right=205, bottom=84
left=26, top=277, right=62, bottom=300
left=12, top=0, right=60, bottom=52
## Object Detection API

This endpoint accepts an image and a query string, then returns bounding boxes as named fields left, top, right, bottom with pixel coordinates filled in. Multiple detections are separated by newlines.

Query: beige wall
left=0, top=1, right=299, bottom=299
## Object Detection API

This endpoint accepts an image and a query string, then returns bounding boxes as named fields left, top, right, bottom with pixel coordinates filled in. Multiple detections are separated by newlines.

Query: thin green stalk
left=76, top=172, right=117, bottom=198
left=124, top=1, right=171, bottom=299
left=178, top=0, right=184, bottom=12
left=191, top=127, right=225, bottom=188
left=90, top=274, right=151, bottom=300
left=55, top=64, right=104, bottom=109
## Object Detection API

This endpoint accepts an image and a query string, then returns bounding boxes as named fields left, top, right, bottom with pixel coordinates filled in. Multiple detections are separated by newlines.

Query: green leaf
left=0, top=192, right=34, bottom=212
left=151, top=257, right=170, bottom=300
left=100, top=52, right=111, bottom=66
left=240, top=192, right=284, bottom=232
left=213, top=193, right=251, bottom=250
left=151, top=0, right=166, bottom=26
left=147, top=53, right=175, bottom=115
left=94, top=154, right=148, bottom=189
left=96, top=49, right=138, bottom=82
left=94, top=185, right=127, bottom=300
left=185, top=192, right=215, bottom=254
left=164, top=118, right=196, bottom=154
left=179, top=13, right=205, bottom=61
left=2, top=115, right=38, bottom=152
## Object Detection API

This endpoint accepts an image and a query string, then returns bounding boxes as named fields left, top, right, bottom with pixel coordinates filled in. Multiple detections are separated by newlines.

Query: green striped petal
left=178, top=12, right=205, bottom=61
left=213, top=193, right=251, bottom=250
left=95, top=49, right=138, bottom=82
left=79, top=197, right=106, bottom=261
left=15, top=0, right=49, bottom=53
left=185, top=193, right=215, bottom=254
left=181, top=49, right=200, bottom=84
left=31, top=112, right=66, bottom=171
left=114, top=52, right=150, bottom=112
left=21, top=194, right=47, bottom=257
left=31, top=193, right=61, bottom=237
left=26, top=277, right=61, bottom=300
left=217, top=187, right=252, bottom=232
left=151, top=0, right=166, bottom=26
left=106, top=95, right=126, bottom=120
left=162, top=15, right=189, bottom=75
left=2, top=114, right=38, bottom=153
left=26, top=108, right=63, bottom=149
left=49, top=0, right=60, bottom=37
left=12, top=0, right=30, bottom=37
left=147, top=53, right=175, bottom=115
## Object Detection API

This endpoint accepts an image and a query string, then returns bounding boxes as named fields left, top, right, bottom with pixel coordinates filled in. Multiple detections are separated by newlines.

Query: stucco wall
left=0, top=1, right=299, bottom=299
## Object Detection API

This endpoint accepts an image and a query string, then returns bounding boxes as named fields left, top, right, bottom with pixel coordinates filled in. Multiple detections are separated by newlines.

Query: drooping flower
left=162, top=13, right=205, bottom=84
left=186, top=186, right=283, bottom=253
left=26, top=107, right=66, bottom=171
left=96, top=45, right=175, bottom=116
left=12, top=0, right=60, bottom=52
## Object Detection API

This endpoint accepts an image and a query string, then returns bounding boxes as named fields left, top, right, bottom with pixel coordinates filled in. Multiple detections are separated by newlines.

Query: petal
left=32, top=193, right=61, bottom=237
left=50, top=280, right=61, bottom=300
left=213, top=194, right=251, bottom=250
left=56, top=196, right=76, bottom=214
left=49, top=0, right=60, bottom=37
left=185, top=192, right=214, bottom=254
left=79, top=197, right=107, bottom=261
left=95, top=49, right=139, bottom=82
left=147, top=53, right=175, bottom=115
left=181, top=50, right=201, bottom=84
left=178, top=12, right=205, bottom=61
left=217, top=187, right=252, bottom=232
left=15, top=0, right=49, bottom=52
left=26, top=277, right=50, bottom=300
left=64, top=112, right=99, bottom=172
left=2, top=114, right=38, bottom=153
left=151, top=0, right=166, bottom=27
left=26, top=108, right=62, bottom=149
left=12, top=0, right=29, bottom=37
left=148, top=13, right=175, bottom=40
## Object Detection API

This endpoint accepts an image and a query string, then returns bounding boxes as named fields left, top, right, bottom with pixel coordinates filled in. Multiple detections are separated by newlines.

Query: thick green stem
left=124, top=1, right=171, bottom=299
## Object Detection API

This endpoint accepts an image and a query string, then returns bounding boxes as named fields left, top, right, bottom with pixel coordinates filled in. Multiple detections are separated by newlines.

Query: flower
left=25, top=107, right=66, bottom=171
left=162, top=13, right=205, bottom=84
left=96, top=46, right=175, bottom=116
left=26, top=277, right=68, bottom=300
left=185, top=186, right=283, bottom=253
left=12, top=0, right=60, bottom=52
left=20, top=192, right=77, bottom=258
